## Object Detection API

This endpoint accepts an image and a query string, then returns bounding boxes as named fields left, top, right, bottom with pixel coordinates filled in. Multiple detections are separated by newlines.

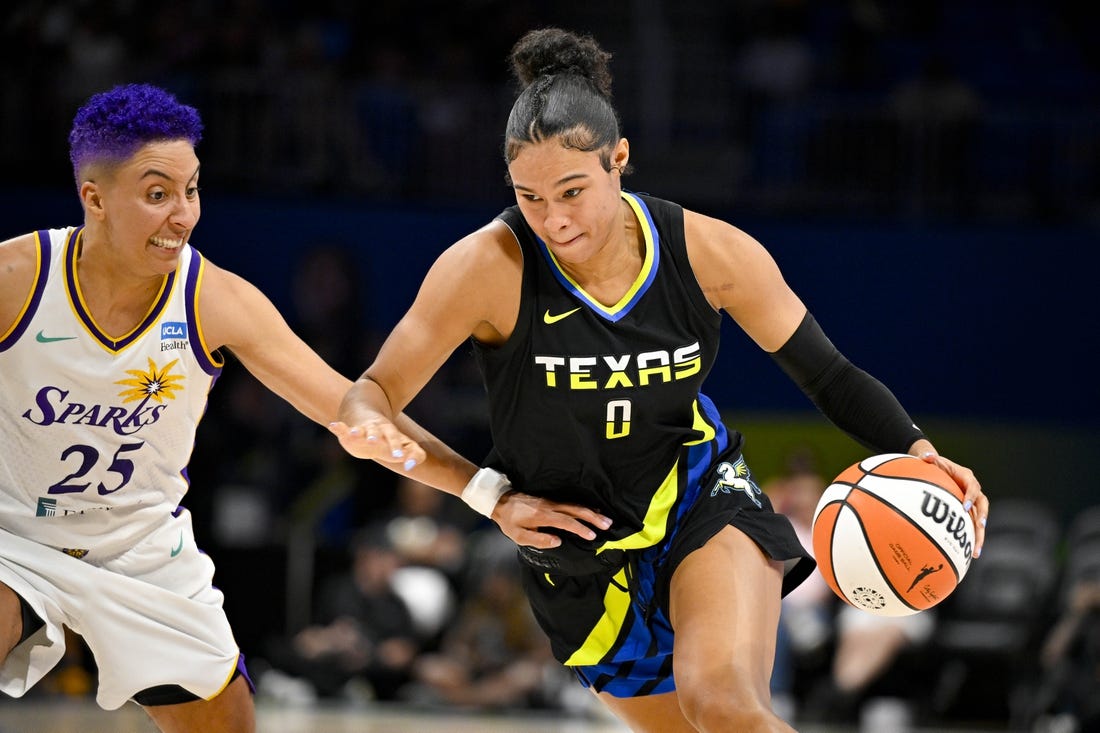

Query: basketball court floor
left=0, top=698, right=1008, bottom=733
left=1, top=699, right=631, bottom=733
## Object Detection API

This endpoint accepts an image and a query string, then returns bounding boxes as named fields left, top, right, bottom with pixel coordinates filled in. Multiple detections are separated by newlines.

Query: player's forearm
left=770, top=312, right=925, bottom=454
left=391, top=412, right=478, bottom=497
left=908, top=437, right=936, bottom=457
left=337, top=375, right=483, bottom=499
left=337, top=376, right=396, bottom=425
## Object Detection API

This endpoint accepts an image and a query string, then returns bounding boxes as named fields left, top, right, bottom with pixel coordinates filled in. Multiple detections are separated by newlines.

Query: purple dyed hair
left=68, top=83, right=203, bottom=183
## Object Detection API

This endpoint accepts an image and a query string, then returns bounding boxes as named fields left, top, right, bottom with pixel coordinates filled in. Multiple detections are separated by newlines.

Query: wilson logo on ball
left=920, top=491, right=974, bottom=564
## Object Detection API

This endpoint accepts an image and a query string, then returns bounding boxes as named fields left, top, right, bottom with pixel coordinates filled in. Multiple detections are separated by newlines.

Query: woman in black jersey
left=333, top=28, right=988, bottom=733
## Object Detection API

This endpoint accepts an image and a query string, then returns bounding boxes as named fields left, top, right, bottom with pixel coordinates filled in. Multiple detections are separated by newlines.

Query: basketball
left=811, top=453, right=975, bottom=616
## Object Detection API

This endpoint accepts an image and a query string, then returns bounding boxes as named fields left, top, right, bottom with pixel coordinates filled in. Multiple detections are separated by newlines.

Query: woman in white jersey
left=0, top=83, right=600, bottom=732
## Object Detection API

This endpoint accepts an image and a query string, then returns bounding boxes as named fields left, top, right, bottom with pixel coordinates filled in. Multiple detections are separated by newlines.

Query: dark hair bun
left=510, top=27, right=613, bottom=97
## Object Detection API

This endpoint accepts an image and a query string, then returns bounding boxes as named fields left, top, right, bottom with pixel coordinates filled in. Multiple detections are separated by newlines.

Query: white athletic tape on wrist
left=461, top=468, right=511, bottom=517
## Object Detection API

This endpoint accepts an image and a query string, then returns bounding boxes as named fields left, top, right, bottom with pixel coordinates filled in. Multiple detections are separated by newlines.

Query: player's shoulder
left=439, top=217, right=523, bottom=273
left=191, top=252, right=256, bottom=299
left=0, top=231, right=41, bottom=267
left=682, top=207, right=764, bottom=264
left=195, top=255, right=281, bottom=332
left=0, top=232, right=47, bottom=333
left=682, top=207, right=746, bottom=240
left=465, top=216, right=519, bottom=251
left=0, top=232, right=43, bottom=290
left=192, top=255, right=279, bottom=352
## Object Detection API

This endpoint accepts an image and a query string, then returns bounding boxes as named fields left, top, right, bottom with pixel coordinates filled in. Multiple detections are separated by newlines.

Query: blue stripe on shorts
left=570, top=395, right=729, bottom=697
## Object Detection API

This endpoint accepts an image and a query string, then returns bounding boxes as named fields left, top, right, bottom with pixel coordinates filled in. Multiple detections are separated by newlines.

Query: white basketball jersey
left=0, top=227, right=223, bottom=561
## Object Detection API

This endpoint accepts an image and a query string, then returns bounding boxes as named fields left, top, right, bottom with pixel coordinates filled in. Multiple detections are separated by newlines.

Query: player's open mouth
left=150, top=235, right=184, bottom=250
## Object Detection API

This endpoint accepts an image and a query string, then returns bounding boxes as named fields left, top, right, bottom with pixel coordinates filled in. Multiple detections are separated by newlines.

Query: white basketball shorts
left=0, top=508, right=240, bottom=709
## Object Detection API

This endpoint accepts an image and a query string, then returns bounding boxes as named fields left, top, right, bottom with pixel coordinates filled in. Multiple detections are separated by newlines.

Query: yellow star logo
left=115, top=358, right=185, bottom=403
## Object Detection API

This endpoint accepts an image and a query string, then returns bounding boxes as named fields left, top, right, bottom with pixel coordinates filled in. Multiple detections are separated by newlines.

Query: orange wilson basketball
left=811, top=453, right=975, bottom=616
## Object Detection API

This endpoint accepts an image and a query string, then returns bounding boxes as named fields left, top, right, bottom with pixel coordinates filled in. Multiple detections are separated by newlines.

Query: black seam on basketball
left=824, top=501, right=855, bottom=609
left=864, top=455, right=916, bottom=472
left=850, top=486, right=962, bottom=586
left=870, top=455, right=909, bottom=466
left=814, top=488, right=855, bottom=606
left=840, top=494, right=922, bottom=612
left=867, top=473, right=960, bottom=498
left=865, top=459, right=961, bottom=500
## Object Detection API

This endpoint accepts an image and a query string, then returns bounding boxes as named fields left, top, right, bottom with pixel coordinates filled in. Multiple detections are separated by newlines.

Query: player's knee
left=677, top=667, right=775, bottom=732
left=680, top=692, right=776, bottom=732
left=0, top=583, right=23, bottom=660
left=143, top=677, right=255, bottom=733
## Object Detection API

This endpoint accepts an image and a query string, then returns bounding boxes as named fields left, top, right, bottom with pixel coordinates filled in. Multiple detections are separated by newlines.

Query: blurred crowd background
left=2, top=1, right=1098, bottom=730
left=3, top=0, right=1098, bottom=214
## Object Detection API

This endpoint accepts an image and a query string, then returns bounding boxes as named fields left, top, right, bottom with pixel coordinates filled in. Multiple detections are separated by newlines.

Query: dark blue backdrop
left=2, top=186, right=1093, bottom=428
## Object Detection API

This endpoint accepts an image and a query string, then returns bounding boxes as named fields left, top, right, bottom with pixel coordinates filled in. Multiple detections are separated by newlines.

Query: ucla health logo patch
left=160, top=321, right=189, bottom=352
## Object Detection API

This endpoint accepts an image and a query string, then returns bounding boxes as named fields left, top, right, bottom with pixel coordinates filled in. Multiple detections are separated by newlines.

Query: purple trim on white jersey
left=0, top=230, right=52, bottom=353
left=65, top=227, right=176, bottom=352
left=183, top=248, right=222, bottom=376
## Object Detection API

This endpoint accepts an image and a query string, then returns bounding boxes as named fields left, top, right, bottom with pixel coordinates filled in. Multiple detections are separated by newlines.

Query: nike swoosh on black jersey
left=543, top=307, right=581, bottom=324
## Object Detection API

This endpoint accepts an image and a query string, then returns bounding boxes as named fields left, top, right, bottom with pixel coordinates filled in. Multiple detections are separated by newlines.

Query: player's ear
left=611, top=138, right=629, bottom=173
left=80, top=180, right=105, bottom=219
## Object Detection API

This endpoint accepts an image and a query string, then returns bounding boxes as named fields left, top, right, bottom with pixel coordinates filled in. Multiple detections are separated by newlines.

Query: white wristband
left=461, top=467, right=511, bottom=517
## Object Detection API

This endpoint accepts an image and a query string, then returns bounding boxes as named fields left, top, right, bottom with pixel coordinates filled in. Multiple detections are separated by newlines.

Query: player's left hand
left=491, top=490, right=613, bottom=549
left=328, top=419, right=426, bottom=471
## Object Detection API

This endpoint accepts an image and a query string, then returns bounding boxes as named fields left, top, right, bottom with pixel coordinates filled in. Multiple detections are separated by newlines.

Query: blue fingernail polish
left=975, top=547, right=982, bottom=558
left=980, top=516, right=987, bottom=527
left=963, top=500, right=973, bottom=512
left=392, top=449, right=404, bottom=458
left=404, top=458, right=417, bottom=471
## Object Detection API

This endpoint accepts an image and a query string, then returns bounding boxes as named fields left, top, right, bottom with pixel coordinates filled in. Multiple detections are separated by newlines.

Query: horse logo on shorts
left=710, top=458, right=763, bottom=508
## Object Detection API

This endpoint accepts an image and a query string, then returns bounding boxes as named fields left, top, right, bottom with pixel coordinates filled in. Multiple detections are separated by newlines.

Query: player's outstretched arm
left=330, top=398, right=612, bottom=550
left=197, top=260, right=425, bottom=470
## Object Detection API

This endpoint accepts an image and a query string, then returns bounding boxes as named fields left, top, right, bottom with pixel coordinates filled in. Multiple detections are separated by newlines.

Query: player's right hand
left=328, top=419, right=425, bottom=471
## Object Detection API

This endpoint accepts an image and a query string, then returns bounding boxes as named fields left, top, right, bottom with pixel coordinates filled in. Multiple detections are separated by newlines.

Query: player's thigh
left=669, top=525, right=785, bottom=688
left=595, top=689, right=697, bottom=733
left=0, top=580, right=22, bottom=660
left=142, top=675, right=255, bottom=733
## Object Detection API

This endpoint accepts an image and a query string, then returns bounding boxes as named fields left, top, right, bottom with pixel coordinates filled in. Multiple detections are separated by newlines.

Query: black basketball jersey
left=472, top=192, right=727, bottom=535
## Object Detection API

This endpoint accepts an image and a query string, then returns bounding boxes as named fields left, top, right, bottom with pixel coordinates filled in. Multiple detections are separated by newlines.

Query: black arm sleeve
left=769, top=312, right=926, bottom=454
